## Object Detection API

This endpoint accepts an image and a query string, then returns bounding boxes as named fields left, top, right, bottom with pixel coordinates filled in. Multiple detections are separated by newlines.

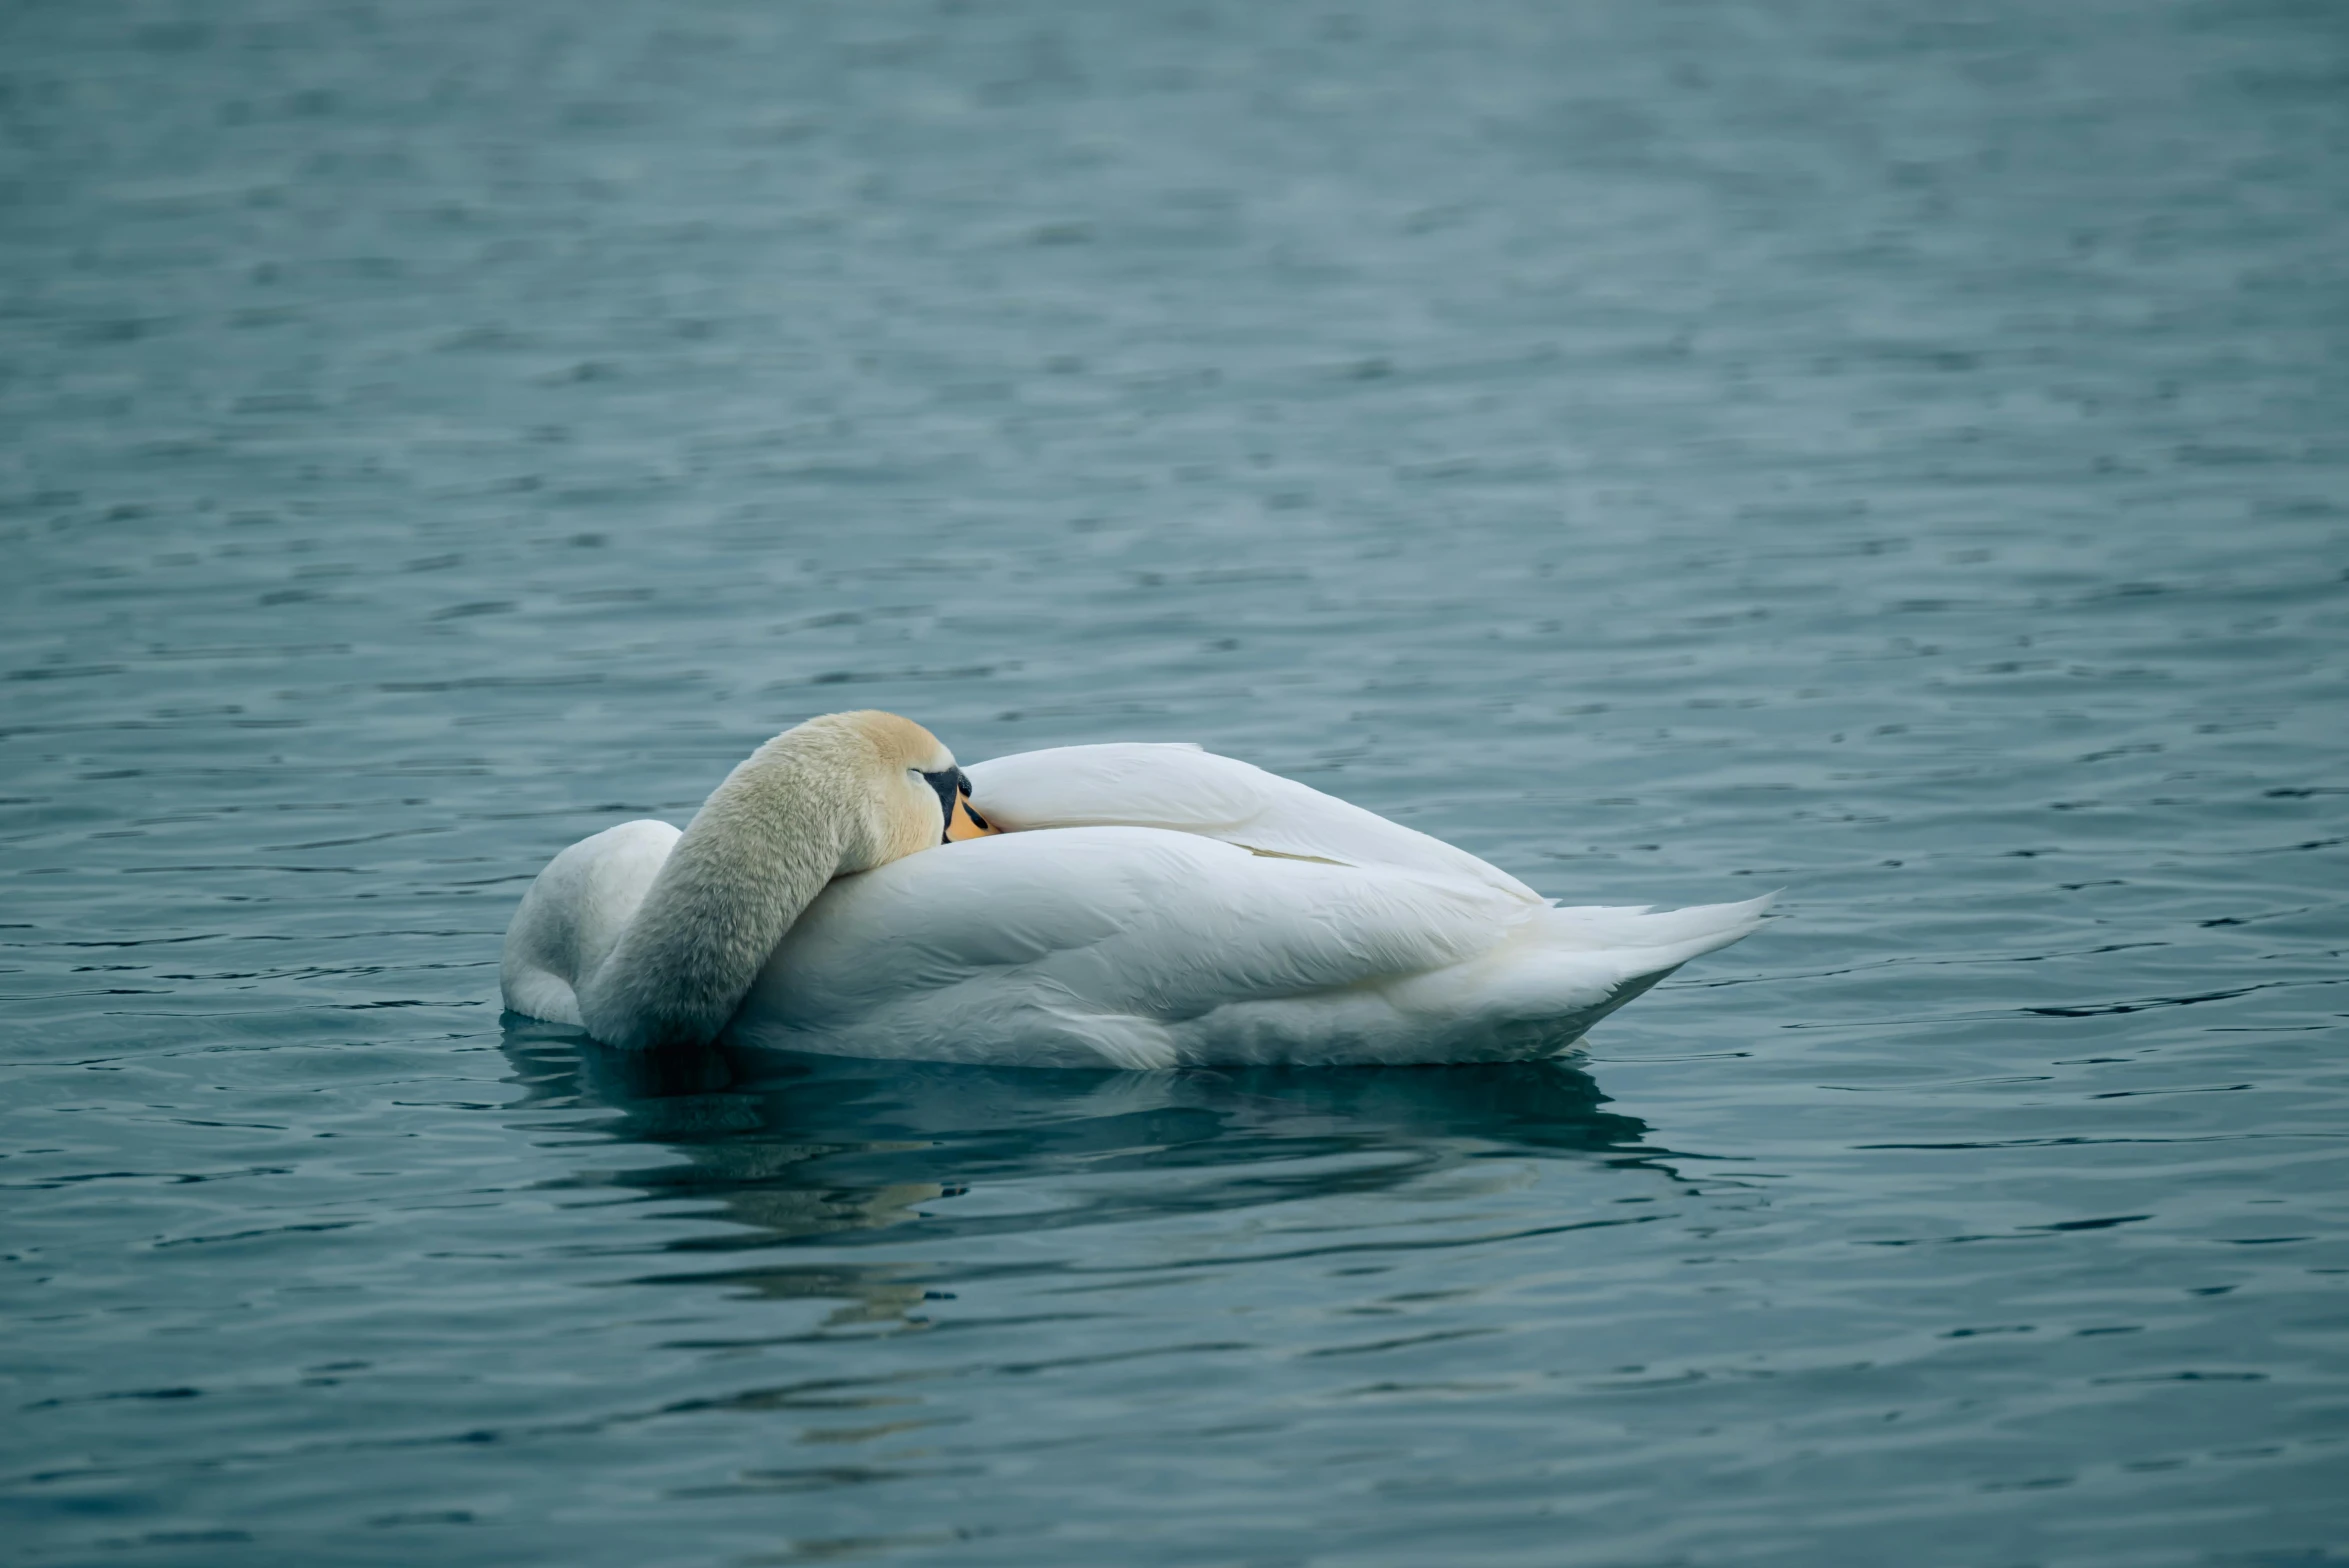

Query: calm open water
left=4, top=0, right=2347, bottom=1563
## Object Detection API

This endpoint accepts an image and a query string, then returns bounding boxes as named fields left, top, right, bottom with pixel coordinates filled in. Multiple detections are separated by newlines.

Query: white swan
left=500, top=710, right=1768, bottom=1068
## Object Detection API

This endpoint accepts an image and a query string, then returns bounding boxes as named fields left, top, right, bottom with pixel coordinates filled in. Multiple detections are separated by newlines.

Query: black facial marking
left=920, top=768, right=960, bottom=842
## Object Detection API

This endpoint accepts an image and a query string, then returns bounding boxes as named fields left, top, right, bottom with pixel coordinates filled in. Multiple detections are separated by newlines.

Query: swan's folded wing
left=964, top=744, right=1541, bottom=904
left=732, top=825, right=1536, bottom=1065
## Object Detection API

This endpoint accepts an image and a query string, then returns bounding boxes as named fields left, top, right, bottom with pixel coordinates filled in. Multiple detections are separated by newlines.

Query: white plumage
left=502, top=722, right=1767, bottom=1069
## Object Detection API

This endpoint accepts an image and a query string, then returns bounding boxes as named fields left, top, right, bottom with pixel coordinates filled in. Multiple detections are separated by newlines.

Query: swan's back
left=728, top=746, right=1768, bottom=1068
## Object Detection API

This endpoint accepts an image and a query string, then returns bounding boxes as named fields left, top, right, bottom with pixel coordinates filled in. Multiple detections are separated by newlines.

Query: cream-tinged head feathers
left=832, top=710, right=961, bottom=867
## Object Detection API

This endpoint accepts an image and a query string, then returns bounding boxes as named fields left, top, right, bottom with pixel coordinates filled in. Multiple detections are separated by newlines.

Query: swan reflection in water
left=500, top=1022, right=1710, bottom=1329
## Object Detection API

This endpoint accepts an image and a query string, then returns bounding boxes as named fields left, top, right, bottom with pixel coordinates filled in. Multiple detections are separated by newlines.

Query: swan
left=500, top=710, right=1769, bottom=1068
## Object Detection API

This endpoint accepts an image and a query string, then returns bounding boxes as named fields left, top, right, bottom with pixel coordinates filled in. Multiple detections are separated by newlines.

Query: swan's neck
left=578, top=726, right=879, bottom=1052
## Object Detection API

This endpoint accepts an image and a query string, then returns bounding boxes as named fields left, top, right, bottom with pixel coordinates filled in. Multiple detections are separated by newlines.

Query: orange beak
left=945, top=790, right=998, bottom=842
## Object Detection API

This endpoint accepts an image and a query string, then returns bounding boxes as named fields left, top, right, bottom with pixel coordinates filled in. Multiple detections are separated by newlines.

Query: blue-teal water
left=5, top=0, right=2347, bottom=1562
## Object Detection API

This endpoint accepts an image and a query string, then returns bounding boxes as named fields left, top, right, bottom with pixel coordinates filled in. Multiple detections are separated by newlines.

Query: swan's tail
left=1383, top=891, right=1773, bottom=1041
left=1540, top=890, right=1776, bottom=969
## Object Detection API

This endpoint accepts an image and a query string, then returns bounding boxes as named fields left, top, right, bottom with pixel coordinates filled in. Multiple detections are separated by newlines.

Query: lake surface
left=4, top=0, right=2347, bottom=1562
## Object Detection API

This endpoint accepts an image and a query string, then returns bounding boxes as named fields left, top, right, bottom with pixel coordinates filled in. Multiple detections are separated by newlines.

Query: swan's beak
left=946, top=792, right=998, bottom=842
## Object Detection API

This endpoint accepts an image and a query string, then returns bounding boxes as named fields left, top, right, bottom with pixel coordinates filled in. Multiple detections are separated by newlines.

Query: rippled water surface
left=6, top=0, right=2348, bottom=1562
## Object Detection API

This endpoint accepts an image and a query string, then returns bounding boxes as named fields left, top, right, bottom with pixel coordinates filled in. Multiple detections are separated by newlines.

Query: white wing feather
left=732, top=826, right=1536, bottom=1066
left=964, top=744, right=1544, bottom=903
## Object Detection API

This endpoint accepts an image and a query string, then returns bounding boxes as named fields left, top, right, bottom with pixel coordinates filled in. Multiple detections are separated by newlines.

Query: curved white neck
left=578, top=725, right=882, bottom=1052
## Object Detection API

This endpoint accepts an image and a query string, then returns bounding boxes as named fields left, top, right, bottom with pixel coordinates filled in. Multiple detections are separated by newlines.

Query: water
left=4, top=0, right=2346, bottom=1561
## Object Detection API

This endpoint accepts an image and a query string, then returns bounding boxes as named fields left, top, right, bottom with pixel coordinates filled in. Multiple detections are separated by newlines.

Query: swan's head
left=569, top=712, right=1001, bottom=1054
left=830, top=710, right=998, bottom=866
